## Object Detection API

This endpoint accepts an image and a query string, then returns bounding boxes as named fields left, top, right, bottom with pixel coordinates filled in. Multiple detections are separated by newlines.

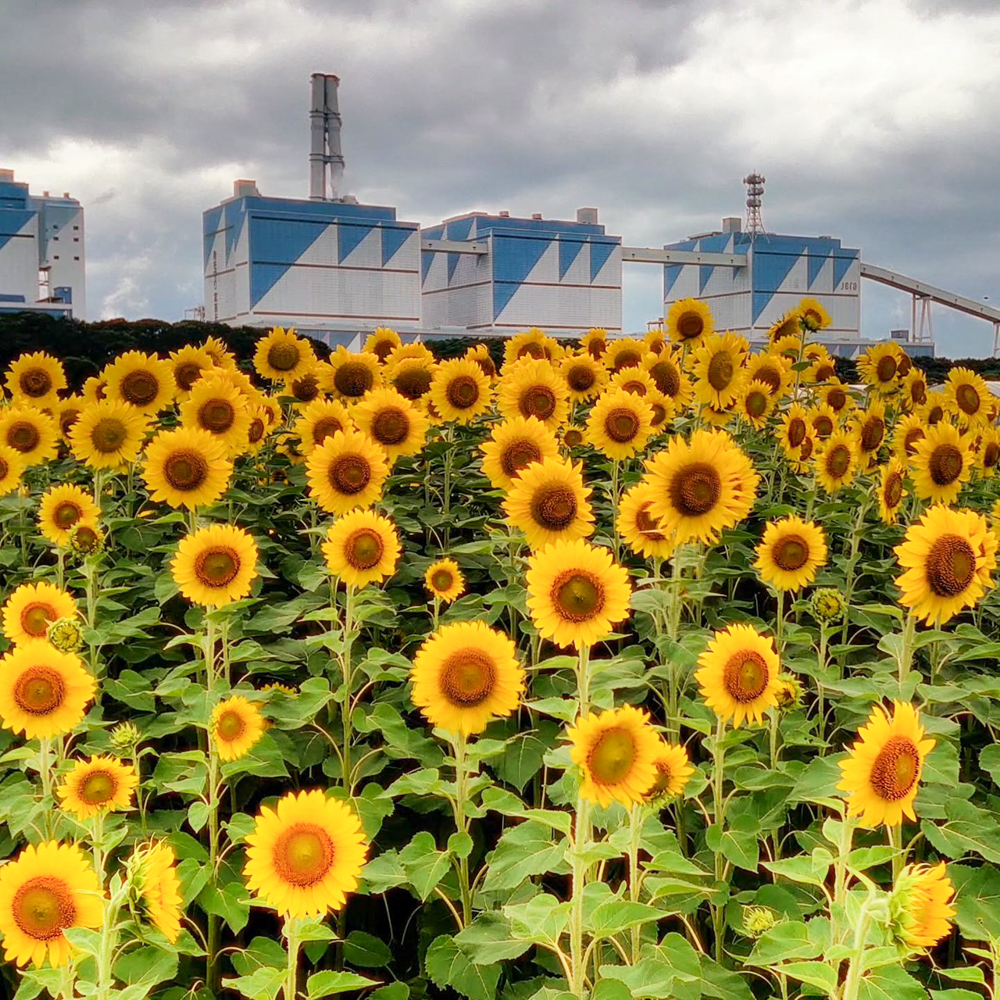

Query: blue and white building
left=0, top=169, right=85, bottom=318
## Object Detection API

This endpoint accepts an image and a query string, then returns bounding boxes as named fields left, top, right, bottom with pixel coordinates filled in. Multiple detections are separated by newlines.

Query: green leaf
left=584, top=883, right=664, bottom=938
left=425, top=934, right=501, bottom=1000
left=778, top=960, right=839, bottom=993
left=398, top=832, right=453, bottom=900
left=763, top=852, right=831, bottom=887
left=948, top=863, right=1000, bottom=940
left=922, top=800, right=1000, bottom=864
left=223, top=967, right=286, bottom=1000
left=369, top=985, right=409, bottom=1000
left=481, top=786, right=572, bottom=835
left=503, top=893, right=571, bottom=945
left=857, top=965, right=929, bottom=1000
left=455, top=912, right=532, bottom=963
left=343, top=931, right=393, bottom=968
left=114, top=944, right=179, bottom=986
left=748, top=921, right=821, bottom=965
left=481, top=820, right=566, bottom=893
left=306, top=971, right=380, bottom=999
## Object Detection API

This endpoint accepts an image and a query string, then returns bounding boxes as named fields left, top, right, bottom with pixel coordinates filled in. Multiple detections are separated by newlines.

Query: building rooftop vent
left=577, top=207, right=599, bottom=225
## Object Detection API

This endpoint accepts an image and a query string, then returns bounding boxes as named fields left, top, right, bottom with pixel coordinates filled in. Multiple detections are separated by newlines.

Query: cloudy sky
left=3, top=0, right=999, bottom=356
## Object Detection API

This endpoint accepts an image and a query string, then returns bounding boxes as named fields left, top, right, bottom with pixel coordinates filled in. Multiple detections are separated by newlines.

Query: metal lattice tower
left=743, top=172, right=766, bottom=236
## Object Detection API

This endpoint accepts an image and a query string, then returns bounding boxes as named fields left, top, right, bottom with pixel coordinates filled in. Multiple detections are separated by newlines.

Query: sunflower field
left=1, top=302, right=1000, bottom=1000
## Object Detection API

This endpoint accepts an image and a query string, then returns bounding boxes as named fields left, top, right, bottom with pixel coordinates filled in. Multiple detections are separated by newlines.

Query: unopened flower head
left=69, top=520, right=105, bottom=557
left=811, top=587, right=847, bottom=623
left=742, top=906, right=777, bottom=938
left=774, top=674, right=804, bottom=710
left=47, top=617, right=84, bottom=653
left=109, top=721, right=142, bottom=756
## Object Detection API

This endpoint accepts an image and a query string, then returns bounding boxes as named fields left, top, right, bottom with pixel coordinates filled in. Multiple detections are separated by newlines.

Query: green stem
left=628, top=805, right=643, bottom=962
left=887, top=823, right=904, bottom=881
left=284, top=917, right=301, bottom=1000
left=204, top=614, right=217, bottom=690
left=575, top=643, right=591, bottom=720
left=897, top=613, right=916, bottom=690
left=452, top=733, right=473, bottom=926
left=710, top=718, right=727, bottom=963
left=569, top=797, right=591, bottom=998
left=91, top=811, right=107, bottom=885
left=207, top=746, right=221, bottom=992
left=840, top=900, right=874, bottom=1000
left=342, top=585, right=356, bottom=790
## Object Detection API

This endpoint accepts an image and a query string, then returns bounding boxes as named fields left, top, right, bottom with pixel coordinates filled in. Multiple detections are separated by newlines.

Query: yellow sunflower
left=497, top=359, right=570, bottom=431
left=201, top=335, right=238, bottom=371
left=798, top=297, right=831, bottom=331
left=617, top=482, right=675, bottom=560
left=807, top=403, right=838, bottom=441
left=770, top=333, right=803, bottom=364
left=788, top=432, right=818, bottom=474
left=561, top=425, right=587, bottom=449
left=37, top=484, right=101, bottom=547
left=170, top=523, right=259, bottom=607
left=643, top=349, right=693, bottom=413
left=5, top=352, right=66, bottom=408
left=410, top=621, right=524, bottom=736
left=737, top=379, right=777, bottom=430
left=642, top=428, right=758, bottom=545
left=603, top=338, right=646, bottom=373
left=878, top=458, right=908, bottom=525
left=57, top=755, right=138, bottom=819
left=815, top=430, right=859, bottom=494
left=69, top=400, right=149, bottom=470
left=688, top=332, right=749, bottom=409
left=857, top=343, right=905, bottom=395
left=245, top=407, right=270, bottom=454
left=363, top=326, right=402, bottom=363
left=646, top=739, right=695, bottom=800
left=560, top=353, right=607, bottom=402
left=387, top=356, right=437, bottom=406
left=464, top=343, right=497, bottom=381
left=644, top=326, right=667, bottom=355
left=285, top=367, right=325, bottom=405
left=0, top=644, right=95, bottom=739
left=134, top=842, right=183, bottom=943
left=503, top=457, right=594, bottom=550
left=978, top=427, right=1000, bottom=477
left=585, top=388, right=655, bottom=460
left=818, top=379, right=854, bottom=417
left=387, top=342, right=436, bottom=369
left=0, top=405, right=59, bottom=467
left=103, top=351, right=174, bottom=414
left=837, top=701, right=934, bottom=827
left=327, top=346, right=382, bottom=401
left=777, top=404, right=810, bottom=459
left=609, top=366, right=657, bottom=398
left=425, top=558, right=465, bottom=603
left=945, top=367, right=991, bottom=429
left=429, top=358, right=492, bottom=424
left=766, top=308, right=801, bottom=344
left=253, top=327, right=317, bottom=383
left=910, top=421, right=973, bottom=505
left=645, top=388, right=675, bottom=434
left=0, top=445, right=25, bottom=496
left=665, top=298, right=713, bottom=346
left=0, top=841, right=102, bottom=968
left=142, top=426, right=232, bottom=510
left=56, top=397, right=84, bottom=442
left=754, top=516, right=828, bottom=592
left=921, top=391, right=948, bottom=427
left=244, top=788, right=368, bottom=918
left=890, top=862, right=955, bottom=951
left=581, top=328, right=608, bottom=360
left=293, top=398, right=355, bottom=456
left=566, top=705, right=660, bottom=808
left=352, top=387, right=429, bottom=462
left=212, top=695, right=266, bottom=761
left=306, top=428, right=390, bottom=515
left=503, top=328, right=561, bottom=368
left=480, top=416, right=560, bottom=491
left=852, top=400, right=888, bottom=467
left=168, top=344, right=215, bottom=399
left=2, top=582, right=78, bottom=647
left=180, top=375, right=251, bottom=457
left=893, top=412, right=926, bottom=467
left=322, top=509, right=401, bottom=588
left=525, top=538, right=632, bottom=649
left=694, top=623, right=780, bottom=728
left=901, top=369, right=928, bottom=411
left=894, top=505, right=997, bottom=625
left=745, top=352, right=791, bottom=399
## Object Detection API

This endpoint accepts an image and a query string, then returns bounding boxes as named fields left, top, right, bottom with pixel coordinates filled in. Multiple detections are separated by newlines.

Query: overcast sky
left=3, top=0, right=999, bottom=357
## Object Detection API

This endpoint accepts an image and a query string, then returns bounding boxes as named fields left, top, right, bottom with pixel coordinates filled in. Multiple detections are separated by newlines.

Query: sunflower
left=37, top=484, right=101, bottom=547
left=837, top=701, right=934, bottom=827
left=754, top=516, right=827, bottom=592
left=665, top=298, right=713, bottom=346
left=0, top=405, right=59, bottom=466
left=878, top=459, right=908, bottom=525
left=788, top=432, right=818, bottom=474
left=56, top=397, right=84, bottom=442
left=244, top=788, right=368, bottom=918
left=894, top=505, right=997, bottom=625
left=770, top=334, right=803, bottom=364
left=293, top=398, right=355, bottom=456
left=57, top=755, right=137, bottom=819
left=2, top=582, right=78, bottom=647
left=807, top=403, right=838, bottom=441
left=202, top=335, right=238, bottom=371
left=0, top=445, right=25, bottom=496
left=503, top=329, right=561, bottom=368
left=586, top=389, right=654, bottom=460
left=497, top=359, right=570, bottom=431
left=297, top=363, right=330, bottom=401
left=803, top=348, right=838, bottom=384
left=818, top=379, right=854, bottom=417
left=646, top=739, right=695, bottom=800
left=890, top=862, right=955, bottom=951
left=103, top=351, right=174, bottom=414
left=525, top=538, right=632, bottom=649
left=694, top=623, right=780, bottom=728
left=643, top=350, right=694, bottom=414
left=425, top=558, right=465, bottom=603
left=777, top=404, right=810, bottom=458
left=142, top=426, right=233, bottom=509
left=617, top=482, right=675, bottom=560
left=581, top=328, right=608, bottom=360
left=688, top=332, right=749, bottom=409
left=168, top=344, right=214, bottom=399
left=503, top=457, right=594, bottom=550
left=858, top=343, right=905, bottom=394
left=245, top=407, right=270, bottom=454
left=429, top=358, right=492, bottom=424
left=352, top=387, right=429, bottom=462
left=176, top=374, right=250, bottom=456
left=212, top=695, right=265, bottom=761
left=387, top=342, right=436, bottom=368
left=945, top=367, right=991, bottom=429
left=921, top=391, right=948, bottom=427
left=171, top=523, right=259, bottom=607
left=910, top=421, right=973, bottom=505
left=561, top=425, right=586, bottom=449
left=306, top=429, right=389, bottom=515
left=69, top=400, right=149, bottom=470
left=0, top=644, right=95, bottom=739
left=901, top=369, right=928, bottom=411
left=609, top=366, right=656, bottom=398
left=410, top=621, right=524, bottom=736
left=699, top=400, right=736, bottom=427
left=642, top=429, right=758, bottom=545
left=645, top=388, right=675, bottom=434
left=0, top=842, right=102, bottom=968
left=852, top=400, right=888, bottom=467
left=603, top=338, right=646, bottom=373
left=6, top=352, right=66, bottom=408
left=464, top=343, right=497, bottom=380
left=134, top=842, right=183, bottom=943
left=893, top=413, right=926, bottom=467
left=388, top=356, right=438, bottom=406
left=322, top=510, right=401, bottom=588
left=81, top=376, right=107, bottom=403
left=566, top=705, right=660, bottom=808
left=815, top=430, right=859, bottom=494
left=327, top=346, right=382, bottom=402
left=364, top=326, right=402, bottom=363
left=253, top=327, right=317, bottom=382
left=745, top=352, right=791, bottom=399
left=737, top=379, right=777, bottom=430
left=560, top=354, right=607, bottom=402
left=480, top=416, right=560, bottom=491
left=798, top=297, right=831, bottom=331
left=978, top=428, right=1000, bottom=477
left=644, top=326, right=667, bottom=355
left=766, top=308, right=801, bottom=344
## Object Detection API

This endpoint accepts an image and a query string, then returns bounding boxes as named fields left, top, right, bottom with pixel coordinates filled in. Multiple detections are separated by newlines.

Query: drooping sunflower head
left=170, top=523, right=259, bottom=607
left=502, top=456, right=594, bottom=550
left=797, top=296, right=831, bottom=331
left=57, top=755, right=138, bottom=820
left=858, top=342, right=906, bottom=394
left=327, top=346, right=382, bottom=401
left=168, top=344, right=215, bottom=398
left=666, top=298, right=713, bottom=346
left=815, top=430, right=859, bottom=494
left=766, top=308, right=801, bottom=344
left=480, top=416, right=560, bottom=491
left=212, top=695, right=266, bottom=761
left=292, top=397, right=355, bottom=456
left=0, top=405, right=59, bottom=467
left=37, top=484, right=101, bottom=548
left=132, top=842, right=183, bottom=943
left=645, top=739, right=695, bottom=801
left=585, top=388, right=655, bottom=460
left=352, top=387, right=429, bottom=461
left=305, top=428, right=390, bottom=515
left=429, top=357, right=492, bottom=424
left=410, top=620, right=524, bottom=736
left=363, top=326, right=402, bottom=363
left=525, top=538, right=632, bottom=649
left=142, top=426, right=233, bottom=510
left=878, top=458, right=908, bottom=525
left=424, top=558, right=465, bottom=603
left=497, top=358, right=570, bottom=430
left=321, top=509, right=401, bottom=589
left=689, top=331, right=750, bottom=409
left=567, top=704, right=661, bottom=808
left=694, top=622, right=780, bottom=728
left=5, top=352, right=67, bottom=407
left=837, top=701, right=935, bottom=827
left=754, top=515, right=828, bottom=593
left=910, top=420, right=973, bottom=505
left=102, top=351, right=175, bottom=414
left=889, top=862, right=955, bottom=952
left=253, top=327, right=318, bottom=383
left=618, top=481, right=675, bottom=560
left=69, top=400, right=149, bottom=470
left=560, top=353, right=608, bottom=402
left=464, top=343, right=497, bottom=380
left=2, top=582, right=78, bottom=647
left=244, top=789, right=368, bottom=918
left=945, top=367, right=991, bottom=428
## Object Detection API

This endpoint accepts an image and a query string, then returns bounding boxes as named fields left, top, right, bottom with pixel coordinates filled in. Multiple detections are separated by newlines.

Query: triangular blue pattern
left=494, top=281, right=521, bottom=320
left=590, top=240, right=616, bottom=282
left=447, top=252, right=460, bottom=283
left=248, top=219, right=327, bottom=307
left=663, top=264, right=683, bottom=297
left=203, top=207, right=223, bottom=266
left=446, top=217, right=474, bottom=241
left=699, top=265, right=715, bottom=293
left=832, top=250, right=858, bottom=291
left=338, top=222, right=373, bottom=262
left=753, top=290, right=776, bottom=324
left=381, top=226, right=411, bottom=266
left=421, top=248, right=434, bottom=282
left=752, top=240, right=809, bottom=293
left=224, top=200, right=247, bottom=263
left=0, top=210, right=35, bottom=254
left=559, top=238, right=584, bottom=279
left=808, top=247, right=832, bottom=289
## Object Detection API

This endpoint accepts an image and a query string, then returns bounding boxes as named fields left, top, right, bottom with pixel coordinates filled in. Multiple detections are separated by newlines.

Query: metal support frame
left=621, top=246, right=747, bottom=267
left=420, top=239, right=489, bottom=255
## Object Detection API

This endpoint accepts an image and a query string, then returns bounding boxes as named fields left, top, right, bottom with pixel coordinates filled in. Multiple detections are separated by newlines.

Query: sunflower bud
left=741, top=905, right=778, bottom=938
left=773, top=674, right=803, bottom=711
left=109, top=721, right=142, bottom=756
left=888, top=862, right=955, bottom=953
left=810, top=587, right=846, bottom=623
left=46, top=617, right=84, bottom=653
left=69, top=520, right=105, bottom=557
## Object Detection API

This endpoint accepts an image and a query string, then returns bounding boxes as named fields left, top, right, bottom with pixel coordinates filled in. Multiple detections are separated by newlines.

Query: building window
left=73, top=256, right=80, bottom=261
left=72, top=225, right=79, bottom=231
left=53, top=255, right=59, bottom=260
left=73, top=237, right=79, bottom=242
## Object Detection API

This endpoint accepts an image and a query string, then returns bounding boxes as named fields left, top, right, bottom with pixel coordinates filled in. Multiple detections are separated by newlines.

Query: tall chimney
left=309, top=73, right=345, bottom=201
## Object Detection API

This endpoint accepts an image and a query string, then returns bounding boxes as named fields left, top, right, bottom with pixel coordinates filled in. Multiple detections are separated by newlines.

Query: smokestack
left=309, top=73, right=346, bottom=201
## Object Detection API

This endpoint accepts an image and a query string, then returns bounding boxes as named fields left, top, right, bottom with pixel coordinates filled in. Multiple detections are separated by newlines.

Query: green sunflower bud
left=46, top=617, right=84, bottom=653
left=811, top=587, right=846, bottom=623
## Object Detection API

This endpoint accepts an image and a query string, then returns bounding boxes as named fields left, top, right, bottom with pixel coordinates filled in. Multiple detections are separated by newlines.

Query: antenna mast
left=743, top=172, right=766, bottom=237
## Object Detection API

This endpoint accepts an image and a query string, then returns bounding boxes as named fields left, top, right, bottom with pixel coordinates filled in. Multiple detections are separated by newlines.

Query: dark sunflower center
left=669, top=462, right=722, bottom=517
left=311, top=416, right=343, bottom=445
left=0, top=458, right=7, bottom=479
left=876, top=356, right=897, bottom=382
left=612, top=350, right=641, bottom=372
left=799, top=437, right=815, bottom=462
left=650, top=403, right=667, bottom=426
left=394, top=366, right=432, bottom=400
left=440, top=649, right=496, bottom=706
left=985, top=443, right=1000, bottom=468
left=60, top=409, right=80, bottom=436
left=827, top=389, right=847, bottom=411
left=813, top=416, right=833, bottom=439
left=588, top=727, right=636, bottom=784
left=372, top=408, right=409, bottom=446
left=20, top=368, right=52, bottom=397
left=175, top=361, right=203, bottom=391
left=619, top=379, right=646, bottom=396
left=373, top=339, right=395, bottom=362
left=723, top=651, right=768, bottom=703
left=248, top=417, right=265, bottom=443
left=500, top=440, right=541, bottom=477
left=564, top=428, right=585, bottom=446
left=605, top=408, right=640, bottom=443
left=54, top=502, right=82, bottom=529
left=898, top=355, right=913, bottom=376
left=329, top=455, right=371, bottom=495
left=12, top=878, right=75, bottom=940
left=676, top=312, right=704, bottom=340
left=826, top=444, right=850, bottom=478
left=346, top=529, right=384, bottom=570
left=551, top=570, right=605, bottom=622
left=291, top=374, right=321, bottom=402
left=746, top=390, right=768, bottom=418
left=635, top=505, right=667, bottom=540
left=80, top=770, right=116, bottom=805
left=334, top=362, right=373, bottom=399
left=869, top=735, right=920, bottom=801
left=787, top=418, right=806, bottom=448
left=200, top=399, right=235, bottom=433
left=9, top=421, right=40, bottom=452
left=860, top=417, right=885, bottom=452
left=273, top=823, right=335, bottom=886
left=773, top=534, right=809, bottom=571
left=73, top=526, right=100, bottom=552
left=911, top=381, right=927, bottom=405
left=884, top=472, right=903, bottom=508
left=14, top=666, right=65, bottom=714
left=217, top=709, right=246, bottom=741
left=446, top=375, right=480, bottom=410
left=929, top=444, right=963, bottom=486
left=956, top=384, right=980, bottom=415
left=755, top=365, right=781, bottom=393
left=706, top=352, right=734, bottom=391
left=649, top=360, right=680, bottom=397
left=927, top=405, right=944, bottom=425
left=22, top=603, right=55, bottom=637
left=120, top=370, right=158, bottom=407
left=518, top=344, right=546, bottom=361
left=431, top=569, right=454, bottom=592
left=164, top=450, right=208, bottom=490
left=904, top=428, right=924, bottom=455
left=586, top=339, right=606, bottom=359
left=926, top=534, right=976, bottom=597
left=814, top=362, right=836, bottom=382
left=521, top=386, right=556, bottom=421
left=91, top=418, right=127, bottom=453
left=267, top=342, right=301, bottom=372
left=530, top=485, right=578, bottom=530
left=195, top=547, right=240, bottom=587
left=567, top=364, right=596, bottom=392
left=472, top=354, right=496, bottom=378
